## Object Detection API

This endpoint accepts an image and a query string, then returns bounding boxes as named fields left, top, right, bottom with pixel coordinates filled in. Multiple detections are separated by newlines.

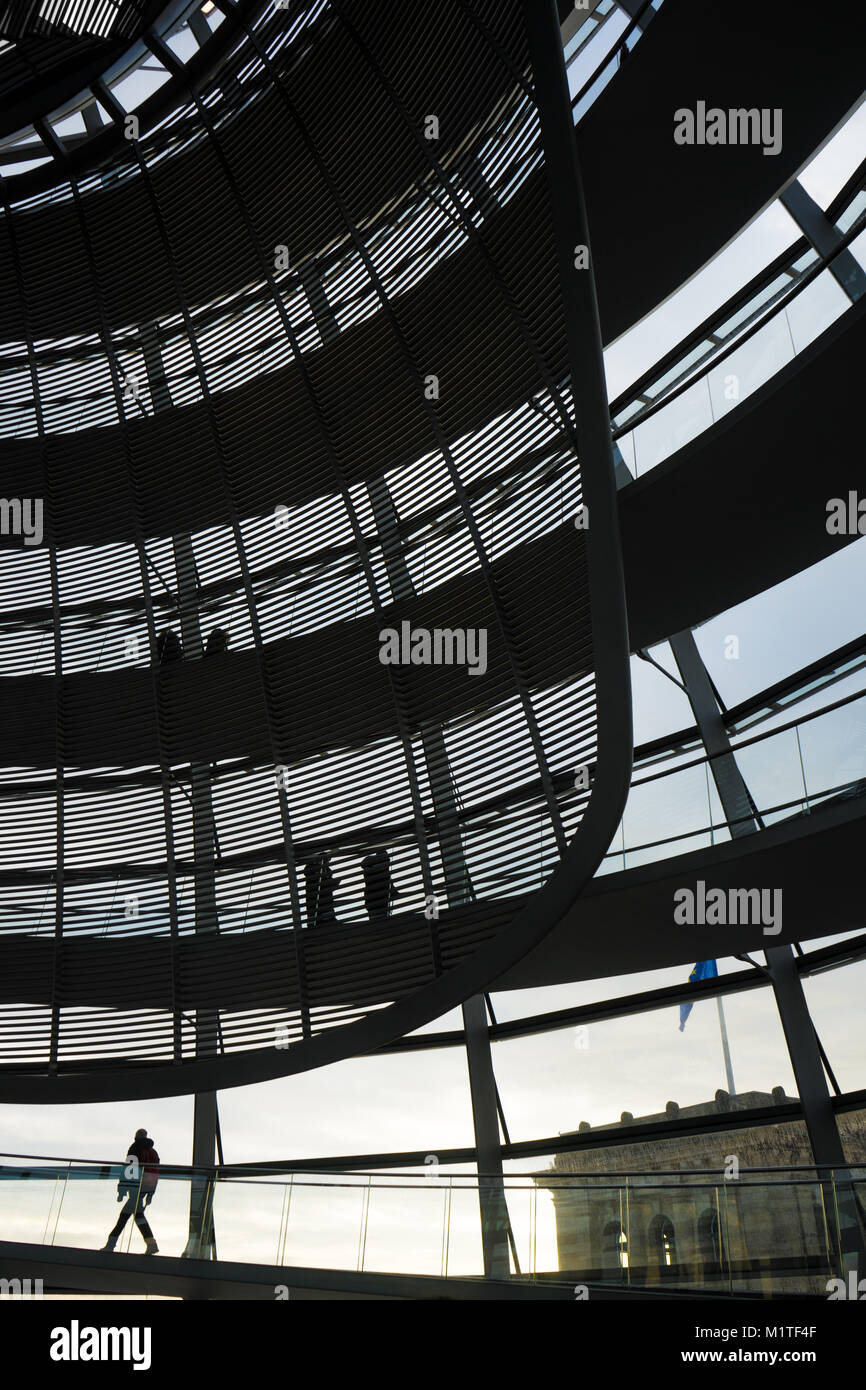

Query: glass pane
left=533, top=1147, right=841, bottom=1293
left=693, top=540, right=866, bottom=707
left=784, top=269, right=849, bottom=353
left=490, top=980, right=797, bottom=1144
left=706, top=311, right=795, bottom=420
left=632, top=377, right=712, bottom=475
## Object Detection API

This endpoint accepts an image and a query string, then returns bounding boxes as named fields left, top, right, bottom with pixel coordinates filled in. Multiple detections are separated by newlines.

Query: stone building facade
left=536, top=1089, right=866, bottom=1294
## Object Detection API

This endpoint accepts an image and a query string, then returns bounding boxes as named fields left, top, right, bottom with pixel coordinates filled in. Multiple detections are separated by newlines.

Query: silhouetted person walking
left=156, top=629, right=183, bottom=664
left=305, top=852, right=337, bottom=928
left=102, top=1128, right=160, bottom=1254
left=362, top=849, right=400, bottom=920
left=205, top=627, right=229, bottom=656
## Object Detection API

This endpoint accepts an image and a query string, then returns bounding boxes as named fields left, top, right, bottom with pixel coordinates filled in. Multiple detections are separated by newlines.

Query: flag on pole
left=679, top=959, right=718, bottom=1031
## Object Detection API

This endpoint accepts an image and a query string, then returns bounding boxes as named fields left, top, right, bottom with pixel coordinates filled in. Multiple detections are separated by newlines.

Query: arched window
left=648, top=1213, right=677, bottom=1267
left=602, top=1220, right=629, bottom=1270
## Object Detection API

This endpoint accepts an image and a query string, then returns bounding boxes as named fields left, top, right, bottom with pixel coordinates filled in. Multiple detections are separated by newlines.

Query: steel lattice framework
left=0, top=0, right=632, bottom=1101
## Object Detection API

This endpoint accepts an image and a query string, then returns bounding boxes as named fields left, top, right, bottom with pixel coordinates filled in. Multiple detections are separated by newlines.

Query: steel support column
left=367, top=467, right=507, bottom=1274
left=365, top=473, right=506, bottom=1272
left=668, top=629, right=756, bottom=839
left=781, top=181, right=866, bottom=304
left=301, top=257, right=511, bottom=1275
left=615, top=0, right=652, bottom=30
left=140, top=324, right=219, bottom=1261
left=522, top=0, right=636, bottom=1280
left=560, top=0, right=606, bottom=52
left=670, top=628, right=863, bottom=1268
left=463, top=993, right=511, bottom=1278
left=521, top=0, right=632, bottom=769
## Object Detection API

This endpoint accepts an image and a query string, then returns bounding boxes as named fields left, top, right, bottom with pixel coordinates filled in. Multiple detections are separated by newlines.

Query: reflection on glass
left=534, top=1158, right=856, bottom=1293
left=706, top=312, right=795, bottom=420
left=784, top=269, right=848, bottom=354
left=630, top=377, right=713, bottom=476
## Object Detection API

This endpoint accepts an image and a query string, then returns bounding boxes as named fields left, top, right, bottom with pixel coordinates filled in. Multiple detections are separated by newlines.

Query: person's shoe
left=100, top=1242, right=117, bottom=1253
left=145, top=1238, right=159, bottom=1255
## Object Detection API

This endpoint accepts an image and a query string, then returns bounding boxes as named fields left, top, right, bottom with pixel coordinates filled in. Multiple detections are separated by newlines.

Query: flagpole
left=716, top=995, right=736, bottom=1095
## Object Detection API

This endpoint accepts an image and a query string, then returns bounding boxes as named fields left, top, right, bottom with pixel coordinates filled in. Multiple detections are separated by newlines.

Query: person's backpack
left=140, top=1145, right=160, bottom=1194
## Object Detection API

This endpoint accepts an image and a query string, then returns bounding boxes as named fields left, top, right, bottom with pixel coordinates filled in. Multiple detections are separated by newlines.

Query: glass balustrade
left=1, top=1154, right=862, bottom=1295
left=600, top=688, right=866, bottom=872
left=619, top=256, right=855, bottom=479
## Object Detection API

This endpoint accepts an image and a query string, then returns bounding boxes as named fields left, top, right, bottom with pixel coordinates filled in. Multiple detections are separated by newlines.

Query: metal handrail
left=3, top=1150, right=866, bottom=1182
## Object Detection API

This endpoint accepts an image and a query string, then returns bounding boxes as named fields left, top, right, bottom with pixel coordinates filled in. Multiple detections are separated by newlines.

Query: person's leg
left=134, top=1195, right=158, bottom=1252
left=103, top=1195, right=135, bottom=1249
left=133, top=1200, right=153, bottom=1241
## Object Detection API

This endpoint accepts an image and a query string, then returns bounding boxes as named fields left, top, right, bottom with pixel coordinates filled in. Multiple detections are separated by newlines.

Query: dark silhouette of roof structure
left=0, top=0, right=862, bottom=1105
